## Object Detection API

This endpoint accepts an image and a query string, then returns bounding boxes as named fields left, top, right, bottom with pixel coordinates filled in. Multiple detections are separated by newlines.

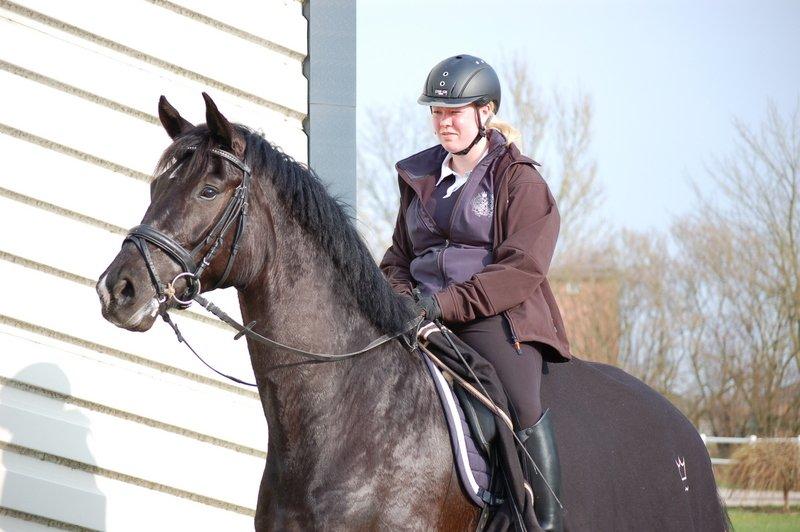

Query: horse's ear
left=202, top=92, right=245, bottom=157
left=158, top=95, right=194, bottom=140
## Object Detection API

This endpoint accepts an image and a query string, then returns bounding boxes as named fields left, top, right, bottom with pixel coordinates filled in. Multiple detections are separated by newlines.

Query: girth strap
left=478, top=487, right=505, bottom=506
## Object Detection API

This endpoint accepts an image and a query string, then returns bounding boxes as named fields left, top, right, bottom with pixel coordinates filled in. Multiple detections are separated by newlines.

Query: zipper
left=496, top=160, right=535, bottom=356
left=492, top=161, right=529, bottom=249
left=497, top=160, right=537, bottom=356
left=446, top=146, right=501, bottom=235
left=438, top=238, right=450, bottom=288
left=491, top=162, right=514, bottom=251
left=503, top=311, right=523, bottom=355
left=446, top=179, right=468, bottom=236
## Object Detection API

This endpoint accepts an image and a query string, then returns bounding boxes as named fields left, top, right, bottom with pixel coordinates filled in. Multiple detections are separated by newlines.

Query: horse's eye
left=199, top=186, right=219, bottom=200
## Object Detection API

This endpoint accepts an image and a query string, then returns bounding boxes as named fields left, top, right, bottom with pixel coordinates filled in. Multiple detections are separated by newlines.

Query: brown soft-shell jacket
left=380, top=142, right=572, bottom=363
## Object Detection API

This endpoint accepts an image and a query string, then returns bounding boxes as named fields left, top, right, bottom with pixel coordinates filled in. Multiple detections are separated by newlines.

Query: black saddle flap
left=453, top=383, right=497, bottom=456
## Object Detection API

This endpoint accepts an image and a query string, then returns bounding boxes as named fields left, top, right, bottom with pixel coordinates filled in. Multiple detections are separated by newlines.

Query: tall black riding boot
left=517, top=409, right=563, bottom=532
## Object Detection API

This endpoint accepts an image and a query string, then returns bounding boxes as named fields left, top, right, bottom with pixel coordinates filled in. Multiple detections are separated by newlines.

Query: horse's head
left=97, top=93, right=262, bottom=332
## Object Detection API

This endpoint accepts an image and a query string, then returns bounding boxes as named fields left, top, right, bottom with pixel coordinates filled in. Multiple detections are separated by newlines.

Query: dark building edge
left=302, top=0, right=357, bottom=216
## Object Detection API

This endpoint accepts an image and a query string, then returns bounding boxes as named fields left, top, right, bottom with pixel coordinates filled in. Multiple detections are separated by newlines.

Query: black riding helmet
left=418, top=54, right=501, bottom=111
left=418, top=54, right=501, bottom=156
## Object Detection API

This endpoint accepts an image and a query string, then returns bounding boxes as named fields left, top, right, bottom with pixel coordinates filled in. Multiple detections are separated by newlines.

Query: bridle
left=123, top=145, right=421, bottom=386
left=126, top=145, right=252, bottom=308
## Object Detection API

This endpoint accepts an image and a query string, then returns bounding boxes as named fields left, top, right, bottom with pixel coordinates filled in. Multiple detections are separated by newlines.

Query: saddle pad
left=421, top=352, right=491, bottom=507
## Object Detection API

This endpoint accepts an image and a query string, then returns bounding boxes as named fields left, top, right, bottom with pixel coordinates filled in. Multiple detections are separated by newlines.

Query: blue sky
left=357, top=0, right=800, bottom=232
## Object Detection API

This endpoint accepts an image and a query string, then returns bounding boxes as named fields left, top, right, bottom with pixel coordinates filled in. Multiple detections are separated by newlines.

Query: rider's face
left=431, top=104, right=490, bottom=153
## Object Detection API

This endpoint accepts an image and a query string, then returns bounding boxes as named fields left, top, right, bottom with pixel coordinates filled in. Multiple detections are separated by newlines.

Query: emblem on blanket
left=471, top=191, right=493, bottom=218
left=675, top=456, right=689, bottom=491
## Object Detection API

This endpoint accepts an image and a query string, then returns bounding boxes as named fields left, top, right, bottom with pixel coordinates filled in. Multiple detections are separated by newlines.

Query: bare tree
left=500, top=53, right=605, bottom=265
left=356, top=107, right=430, bottom=259
left=615, top=230, right=683, bottom=401
left=498, top=54, right=549, bottom=157
left=716, top=102, right=800, bottom=377
left=667, top=100, right=800, bottom=436
left=551, top=92, right=604, bottom=260
left=549, top=262, right=621, bottom=365
left=609, top=101, right=800, bottom=437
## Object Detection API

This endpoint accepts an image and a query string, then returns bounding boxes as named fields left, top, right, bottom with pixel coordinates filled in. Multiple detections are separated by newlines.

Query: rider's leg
left=449, top=315, right=543, bottom=427
left=517, top=410, right=563, bottom=531
left=450, top=315, right=563, bottom=531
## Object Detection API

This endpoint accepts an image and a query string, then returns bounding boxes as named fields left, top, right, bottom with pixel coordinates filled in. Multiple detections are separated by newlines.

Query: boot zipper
left=504, top=311, right=523, bottom=355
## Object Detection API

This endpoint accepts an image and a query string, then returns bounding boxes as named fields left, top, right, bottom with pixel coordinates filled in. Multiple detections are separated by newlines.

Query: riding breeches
left=448, top=314, right=544, bottom=429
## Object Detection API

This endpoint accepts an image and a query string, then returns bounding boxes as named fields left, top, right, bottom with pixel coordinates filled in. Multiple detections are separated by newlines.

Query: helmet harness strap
left=453, top=105, right=486, bottom=156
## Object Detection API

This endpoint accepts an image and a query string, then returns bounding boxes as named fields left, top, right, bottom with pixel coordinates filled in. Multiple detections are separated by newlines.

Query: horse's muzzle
left=97, top=250, right=162, bottom=332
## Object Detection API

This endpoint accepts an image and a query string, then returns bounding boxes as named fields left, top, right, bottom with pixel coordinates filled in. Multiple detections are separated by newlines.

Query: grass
left=729, top=507, right=800, bottom=531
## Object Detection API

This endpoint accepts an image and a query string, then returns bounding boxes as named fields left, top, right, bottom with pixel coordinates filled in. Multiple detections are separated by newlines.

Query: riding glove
left=417, top=296, right=442, bottom=322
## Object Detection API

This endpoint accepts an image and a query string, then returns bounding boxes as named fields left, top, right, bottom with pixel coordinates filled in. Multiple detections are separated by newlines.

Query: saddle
left=421, top=350, right=504, bottom=508
left=412, top=320, right=540, bottom=531
left=454, top=384, right=497, bottom=455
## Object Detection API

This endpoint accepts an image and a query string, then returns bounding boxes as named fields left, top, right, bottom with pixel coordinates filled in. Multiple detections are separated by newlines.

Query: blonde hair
left=485, top=102, right=521, bottom=146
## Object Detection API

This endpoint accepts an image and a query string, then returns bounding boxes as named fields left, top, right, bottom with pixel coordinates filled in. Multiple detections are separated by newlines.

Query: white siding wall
left=0, top=1, right=307, bottom=529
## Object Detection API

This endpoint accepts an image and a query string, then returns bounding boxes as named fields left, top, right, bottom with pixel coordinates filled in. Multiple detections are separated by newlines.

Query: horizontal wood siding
left=0, top=1, right=306, bottom=528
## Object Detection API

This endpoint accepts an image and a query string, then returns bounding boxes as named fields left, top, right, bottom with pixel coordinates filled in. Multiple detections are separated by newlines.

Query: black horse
left=97, top=94, right=729, bottom=531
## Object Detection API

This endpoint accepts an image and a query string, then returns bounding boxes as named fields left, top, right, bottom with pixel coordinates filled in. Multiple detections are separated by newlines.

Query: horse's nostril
left=122, top=280, right=135, bottom=300
left=113, top=277, right=135, bottom=303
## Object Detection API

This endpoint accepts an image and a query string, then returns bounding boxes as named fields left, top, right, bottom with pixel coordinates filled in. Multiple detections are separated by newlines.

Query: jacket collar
left=492, top=142, right=541, bottom=184
left=396, top=129, right=515, bottom=200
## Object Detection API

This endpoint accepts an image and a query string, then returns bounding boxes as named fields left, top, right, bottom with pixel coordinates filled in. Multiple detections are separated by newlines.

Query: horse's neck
left=236, top=232, right=418, bottom=477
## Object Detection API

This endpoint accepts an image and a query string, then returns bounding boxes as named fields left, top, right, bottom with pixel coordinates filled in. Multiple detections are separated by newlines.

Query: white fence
left=702, top=434, right=800, bottom=465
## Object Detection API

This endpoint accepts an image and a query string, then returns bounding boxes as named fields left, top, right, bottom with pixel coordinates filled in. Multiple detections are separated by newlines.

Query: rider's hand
left=416, top=295, right=442, bottom=322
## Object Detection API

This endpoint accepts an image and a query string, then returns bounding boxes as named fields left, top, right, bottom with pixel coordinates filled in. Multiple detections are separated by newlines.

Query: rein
left=124, top=145, right=423, bottom=386
left=158, top=297, right=422, bottom=387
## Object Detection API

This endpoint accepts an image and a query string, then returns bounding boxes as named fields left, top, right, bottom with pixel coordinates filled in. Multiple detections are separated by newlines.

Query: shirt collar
left=436, top=143, right=490, bottom=186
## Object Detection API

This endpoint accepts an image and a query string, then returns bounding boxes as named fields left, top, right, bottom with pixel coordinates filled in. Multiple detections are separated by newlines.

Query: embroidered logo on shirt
left=471, top=191, right=493, bottom=218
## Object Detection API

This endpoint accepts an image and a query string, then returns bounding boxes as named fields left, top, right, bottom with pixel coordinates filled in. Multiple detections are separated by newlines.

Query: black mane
left=158, top=126, right=414, bottom=334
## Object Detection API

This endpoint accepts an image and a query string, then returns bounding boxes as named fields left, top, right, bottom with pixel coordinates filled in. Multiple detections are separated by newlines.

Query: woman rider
left=379, top=54, right=571, bottom=531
